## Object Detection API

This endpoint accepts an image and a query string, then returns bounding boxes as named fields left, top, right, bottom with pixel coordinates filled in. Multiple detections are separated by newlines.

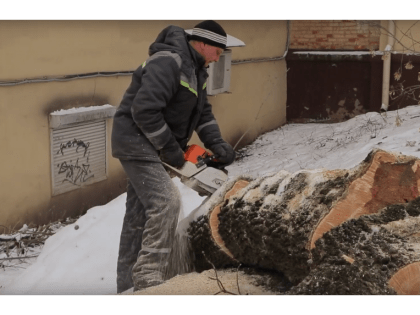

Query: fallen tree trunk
left=187, top=149, right=420, bottom=294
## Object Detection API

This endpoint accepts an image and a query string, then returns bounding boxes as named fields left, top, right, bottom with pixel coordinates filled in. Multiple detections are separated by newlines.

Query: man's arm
left=131, top=54, right=181, bottom=150
left=195, top=96, right=236, bottom=166
left=195, top=96, right=224, bottom=148
left=130, top=53, right=185, bottom=167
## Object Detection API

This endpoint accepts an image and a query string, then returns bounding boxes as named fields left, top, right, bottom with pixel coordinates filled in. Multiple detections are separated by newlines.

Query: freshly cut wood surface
left=311, top=151, right=420, bottom=249
left=389, top=262, right=420, bottom=295
left=209, top=180, right=250, bottom=259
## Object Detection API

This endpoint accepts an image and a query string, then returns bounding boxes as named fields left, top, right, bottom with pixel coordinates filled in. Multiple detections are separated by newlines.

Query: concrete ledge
left=49, top=104, right=117, bottom=129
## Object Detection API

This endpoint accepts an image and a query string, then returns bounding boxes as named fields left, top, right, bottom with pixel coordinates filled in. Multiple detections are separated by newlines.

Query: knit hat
left=189, top=20, right=227, bottom=49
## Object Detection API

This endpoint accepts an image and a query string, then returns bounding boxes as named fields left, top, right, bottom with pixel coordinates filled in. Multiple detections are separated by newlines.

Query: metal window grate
left=50, top=120, right=107, bottom=195
left=212, top=55, right=226, bottom=90
left=207, top=49, right=232, bottom=95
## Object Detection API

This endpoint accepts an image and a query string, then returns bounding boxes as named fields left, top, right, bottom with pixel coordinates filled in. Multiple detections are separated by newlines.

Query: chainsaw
left=162, top=144, right=228, bottom=196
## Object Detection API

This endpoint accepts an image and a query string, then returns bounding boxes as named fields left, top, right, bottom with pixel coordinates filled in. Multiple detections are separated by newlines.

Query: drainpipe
left=380, top=20, right=396, bottom=112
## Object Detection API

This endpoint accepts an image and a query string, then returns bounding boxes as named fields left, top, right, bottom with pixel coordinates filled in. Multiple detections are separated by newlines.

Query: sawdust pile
left=125, top=269, right=277, bottom=295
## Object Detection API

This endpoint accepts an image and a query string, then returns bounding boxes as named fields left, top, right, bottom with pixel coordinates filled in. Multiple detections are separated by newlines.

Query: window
left=49, top=105, right=116, bottom=196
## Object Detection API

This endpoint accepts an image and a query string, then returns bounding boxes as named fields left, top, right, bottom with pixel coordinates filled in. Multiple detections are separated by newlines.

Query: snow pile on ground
left=1, top=105, right=419, bottom=294
left=1, top=178, right=205, bottom=295
left=228, top=106, right=420, bottom=178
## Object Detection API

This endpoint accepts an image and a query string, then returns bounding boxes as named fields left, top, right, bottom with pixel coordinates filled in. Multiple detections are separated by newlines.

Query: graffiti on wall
left=56, top=138, right=94, bottom=186
left=57, top=139, right=90, bottom=157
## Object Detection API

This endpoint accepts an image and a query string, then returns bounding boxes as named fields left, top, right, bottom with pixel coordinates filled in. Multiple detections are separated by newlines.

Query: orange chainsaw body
left=184, top=144, right=212, bottom=164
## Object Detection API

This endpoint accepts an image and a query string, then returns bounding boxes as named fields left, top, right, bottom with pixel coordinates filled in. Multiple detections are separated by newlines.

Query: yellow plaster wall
left=379, top=20, right=420, bottom=52
left=0, top=20, right=287, bottom=227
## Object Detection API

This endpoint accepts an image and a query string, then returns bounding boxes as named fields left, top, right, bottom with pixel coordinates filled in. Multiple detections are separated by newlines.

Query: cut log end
left=389, top=262, right=420, bottom=295
left=311, top=151, right=420, bottom=249
left=209, top=180, right=250, bottom=259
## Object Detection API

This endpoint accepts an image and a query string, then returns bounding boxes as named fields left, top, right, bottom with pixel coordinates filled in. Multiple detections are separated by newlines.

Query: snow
left=50, top=104, right=114, bottom=115
left=293, top=50, right=420, bottom=56
left=0, top=178, right=205, bottom=295
left=1, top=105, right=420, bottom=295
left=228, top=106, right=420, bottom=178
left=293, top=51, right=380, bottom=55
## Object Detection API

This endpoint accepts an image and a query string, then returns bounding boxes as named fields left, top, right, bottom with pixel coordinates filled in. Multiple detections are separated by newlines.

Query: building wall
left=379, top=21, right=420, bottom=109
left=286, top=20, right=384, bottom=122
left=0, top=20, right=287, bottom=228
left=380, top=20, right=420, bottom=52
left=290, top=20, right=381, bottom=50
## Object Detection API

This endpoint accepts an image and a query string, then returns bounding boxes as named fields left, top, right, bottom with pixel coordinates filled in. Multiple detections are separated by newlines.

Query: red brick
left=357, top=34, right=367, bottom=38
left=312, top=30, right=319, bottom=34
left=348, top=38, right=357, bottom=42
left=327, top=34, right=333, bottom=38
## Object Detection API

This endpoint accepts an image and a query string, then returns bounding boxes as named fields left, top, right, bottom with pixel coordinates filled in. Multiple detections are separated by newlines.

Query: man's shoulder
left=146, top=51, right=183, bottom=69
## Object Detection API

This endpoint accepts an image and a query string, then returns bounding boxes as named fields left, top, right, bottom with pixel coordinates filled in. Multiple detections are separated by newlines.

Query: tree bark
left=187, top=149, right=420, bottom=294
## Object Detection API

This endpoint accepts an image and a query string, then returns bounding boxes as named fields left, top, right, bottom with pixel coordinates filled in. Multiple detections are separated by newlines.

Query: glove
left=159, top=140, right=185, bottom=168
left=210, top=142, right=236, bottom=166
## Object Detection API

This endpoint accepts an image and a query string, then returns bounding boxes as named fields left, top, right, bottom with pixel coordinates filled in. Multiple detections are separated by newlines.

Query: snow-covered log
left=187, top=149, right=420, bottom=294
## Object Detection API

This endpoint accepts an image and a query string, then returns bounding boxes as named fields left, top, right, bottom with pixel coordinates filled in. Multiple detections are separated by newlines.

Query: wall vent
left=49, top=105, right=116, bottom=196
left=207, top=49, right=232, bottom=95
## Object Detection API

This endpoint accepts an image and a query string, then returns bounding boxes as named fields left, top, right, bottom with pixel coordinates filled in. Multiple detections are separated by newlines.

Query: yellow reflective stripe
left=203, top=82, right=207, bottom=90
left=180, top=80, right=198, bottom=97
left=142, top=61, right=146, bottom=67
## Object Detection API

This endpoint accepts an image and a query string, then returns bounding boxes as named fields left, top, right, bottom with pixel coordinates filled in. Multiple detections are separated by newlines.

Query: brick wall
left=290, top=20, right=381, bottom=50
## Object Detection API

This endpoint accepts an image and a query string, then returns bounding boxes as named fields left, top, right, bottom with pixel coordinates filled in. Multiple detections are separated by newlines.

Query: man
left=111, top=20, right=236, bottom=293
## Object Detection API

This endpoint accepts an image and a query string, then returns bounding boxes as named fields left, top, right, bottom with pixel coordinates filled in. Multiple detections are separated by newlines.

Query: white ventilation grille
left=207, top=49, right=232, bottom=95
left=50, top=120, right=107, bottom=195
left=212, top=54, right=226, bottom=90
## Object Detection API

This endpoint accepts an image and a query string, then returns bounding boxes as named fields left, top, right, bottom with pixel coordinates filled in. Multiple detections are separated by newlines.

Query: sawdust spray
left=163, top=196, right=212, bottom=280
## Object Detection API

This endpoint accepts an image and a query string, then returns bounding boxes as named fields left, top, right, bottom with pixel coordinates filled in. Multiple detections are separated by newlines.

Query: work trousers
left=116, top=159, right=181, bottom=293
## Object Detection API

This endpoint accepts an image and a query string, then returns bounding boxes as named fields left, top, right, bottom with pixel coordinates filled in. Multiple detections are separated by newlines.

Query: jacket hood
left=149, top=25, right=206, bottom=75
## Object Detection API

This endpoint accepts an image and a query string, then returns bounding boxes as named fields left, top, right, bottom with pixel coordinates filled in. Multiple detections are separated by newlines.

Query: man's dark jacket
left=111, top=25, right=224, bottom=162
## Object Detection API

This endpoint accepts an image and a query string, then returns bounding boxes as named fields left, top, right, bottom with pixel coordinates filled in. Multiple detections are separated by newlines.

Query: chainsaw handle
left=202, top=154, right=218, bottom=164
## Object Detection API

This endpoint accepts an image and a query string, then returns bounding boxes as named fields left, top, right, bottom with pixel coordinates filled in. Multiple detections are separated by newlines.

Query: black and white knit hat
left=189, top=20, right=227, bottom=49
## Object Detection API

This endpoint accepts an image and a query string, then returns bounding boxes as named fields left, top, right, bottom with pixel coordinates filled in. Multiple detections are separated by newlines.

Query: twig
left=236, top=264, right=242, bottom=295
left=0, top=255, right=39, bottom=261
left=202, top=251, right=238, bottom=295
left=0, top=218, right=76, bottom=265
left=0, top=225, right=11, bottom=234
left=233, top=81, right=277, bottom=150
